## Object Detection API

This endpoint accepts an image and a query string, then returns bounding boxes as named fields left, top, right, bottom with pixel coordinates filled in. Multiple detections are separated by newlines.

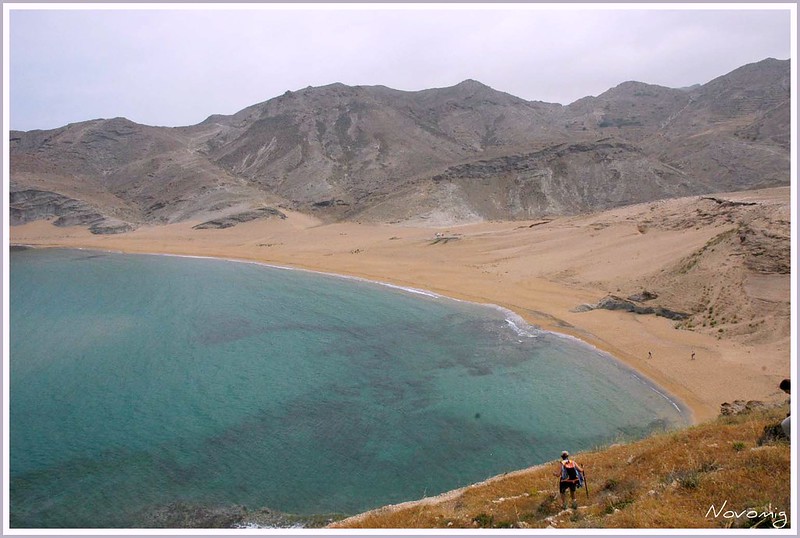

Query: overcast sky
left=7, top=4, right=793, bottom=132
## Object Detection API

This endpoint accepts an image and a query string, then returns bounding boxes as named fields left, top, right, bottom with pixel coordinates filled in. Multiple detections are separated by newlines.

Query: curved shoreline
left=22, top=200, right=786, bottom=424
left=209, top=253, right=691, bottom=421
left=11, top=243, right=693, bottom=423
left=166, top=250, right=692, bottom=421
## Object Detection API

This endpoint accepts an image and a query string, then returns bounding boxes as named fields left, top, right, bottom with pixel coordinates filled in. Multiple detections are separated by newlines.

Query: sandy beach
left=9, top=187, right=792, bottom=424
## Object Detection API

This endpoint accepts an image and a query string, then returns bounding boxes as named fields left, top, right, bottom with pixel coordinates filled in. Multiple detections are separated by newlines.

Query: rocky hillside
left=10, top=58, right=789, bottom=232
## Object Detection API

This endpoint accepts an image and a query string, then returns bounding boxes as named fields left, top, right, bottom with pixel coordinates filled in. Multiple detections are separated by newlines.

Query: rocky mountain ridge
left=10, top=58, right=790, bottom=232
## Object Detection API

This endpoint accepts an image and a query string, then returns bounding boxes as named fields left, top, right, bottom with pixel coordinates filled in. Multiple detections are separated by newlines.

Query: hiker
left=554, top=450, right=585, bottom=510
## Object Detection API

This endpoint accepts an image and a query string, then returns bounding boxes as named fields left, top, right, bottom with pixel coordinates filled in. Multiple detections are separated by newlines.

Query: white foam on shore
left=502, top=312, right=541, bottom=338
left=155, top=252, right=444, bottom=299
left=371, top=282, right=442, bottom=299
left=234, top=522, right=305, bottom=530
left=629, top=371, right=684, bottom=414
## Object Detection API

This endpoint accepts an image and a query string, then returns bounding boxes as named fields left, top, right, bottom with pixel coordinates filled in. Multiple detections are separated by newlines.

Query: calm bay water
left=10, top=248, right=687, bottom=527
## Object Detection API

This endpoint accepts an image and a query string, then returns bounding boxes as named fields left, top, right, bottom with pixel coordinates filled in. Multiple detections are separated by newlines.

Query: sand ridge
left=10, top=187, right=792, bottom=424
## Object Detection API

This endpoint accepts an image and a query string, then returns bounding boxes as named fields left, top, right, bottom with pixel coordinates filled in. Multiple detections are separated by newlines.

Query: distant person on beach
left=554, top=450, right=585, bottom=510
left=691, top=351, right=696, bottom=360
left=648, top=351, right=652, bottom=360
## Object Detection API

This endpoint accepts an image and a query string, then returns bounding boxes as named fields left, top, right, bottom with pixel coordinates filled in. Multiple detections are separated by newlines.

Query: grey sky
left=8, top=4, right=793, bottom=132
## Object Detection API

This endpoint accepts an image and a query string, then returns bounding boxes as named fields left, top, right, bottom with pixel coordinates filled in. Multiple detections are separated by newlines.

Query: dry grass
left=330, top=406, right=790, bottom=529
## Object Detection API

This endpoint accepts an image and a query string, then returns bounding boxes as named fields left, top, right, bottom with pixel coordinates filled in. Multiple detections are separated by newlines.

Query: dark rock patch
left=11, top=189, right=102, bottom=226
left=720, top=399, right=765, bottom=416
left=701, top=196, right=758, bottom=207
left=312, top=199, right=350, bottom=209
left=89, top=219, right=137, bottom=235
left=430, top=236, right=461, bottom=245
left=192, top=207, right=287, bottom=229
left=11, top=189, right=136, bottom=234
left=578, top=295, right=689, bottom=321
left=627, top=290, right=658, bottom=302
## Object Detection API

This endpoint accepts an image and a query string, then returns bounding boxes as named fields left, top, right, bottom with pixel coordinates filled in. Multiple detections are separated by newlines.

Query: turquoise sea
left=9, top=248, right=688, bottom=528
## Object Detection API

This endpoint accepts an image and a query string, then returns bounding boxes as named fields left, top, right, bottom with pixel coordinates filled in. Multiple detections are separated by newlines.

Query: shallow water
left=9, top=248, right=687, bottom=527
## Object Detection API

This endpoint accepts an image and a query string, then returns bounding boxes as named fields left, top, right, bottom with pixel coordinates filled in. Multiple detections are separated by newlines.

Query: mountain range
left=9, top=57, right=790, bottom=233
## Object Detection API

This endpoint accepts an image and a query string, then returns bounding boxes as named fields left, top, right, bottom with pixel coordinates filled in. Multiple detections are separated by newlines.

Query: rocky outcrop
left=737, top=223, right=791, bottom=275
left=627, top=291, right=658, bottom=302
left=88, top=219, right=137, bottom=235
left=720, top=400, right=765, bottom=416
left=425, top=140, right=693, bottom=219
left=700, top=197, right=758, bottom=208
left=575, top=295, right=689, bottom=321
left=10, top=189, right=103, bottom=226
left=192, top=207, right=287, bottom=229
left=10, top=189, right=136, bottom=234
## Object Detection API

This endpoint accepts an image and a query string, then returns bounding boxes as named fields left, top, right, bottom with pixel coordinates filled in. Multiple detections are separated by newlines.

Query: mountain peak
left=449, top=79, right=498, bottom=95
left=454, top=79, right=489, bottom=88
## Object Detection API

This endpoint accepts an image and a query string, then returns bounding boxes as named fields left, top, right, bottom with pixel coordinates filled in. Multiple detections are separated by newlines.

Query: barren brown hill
left=10, top=58, right=789, bottom=231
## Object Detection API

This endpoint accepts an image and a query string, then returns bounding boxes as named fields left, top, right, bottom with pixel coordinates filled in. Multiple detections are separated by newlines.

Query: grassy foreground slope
left=330, top=406, right=790, bottom=529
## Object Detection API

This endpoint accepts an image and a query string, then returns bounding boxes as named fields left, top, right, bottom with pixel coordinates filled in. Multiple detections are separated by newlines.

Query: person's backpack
left=561, top=460, right=583, bottom=487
